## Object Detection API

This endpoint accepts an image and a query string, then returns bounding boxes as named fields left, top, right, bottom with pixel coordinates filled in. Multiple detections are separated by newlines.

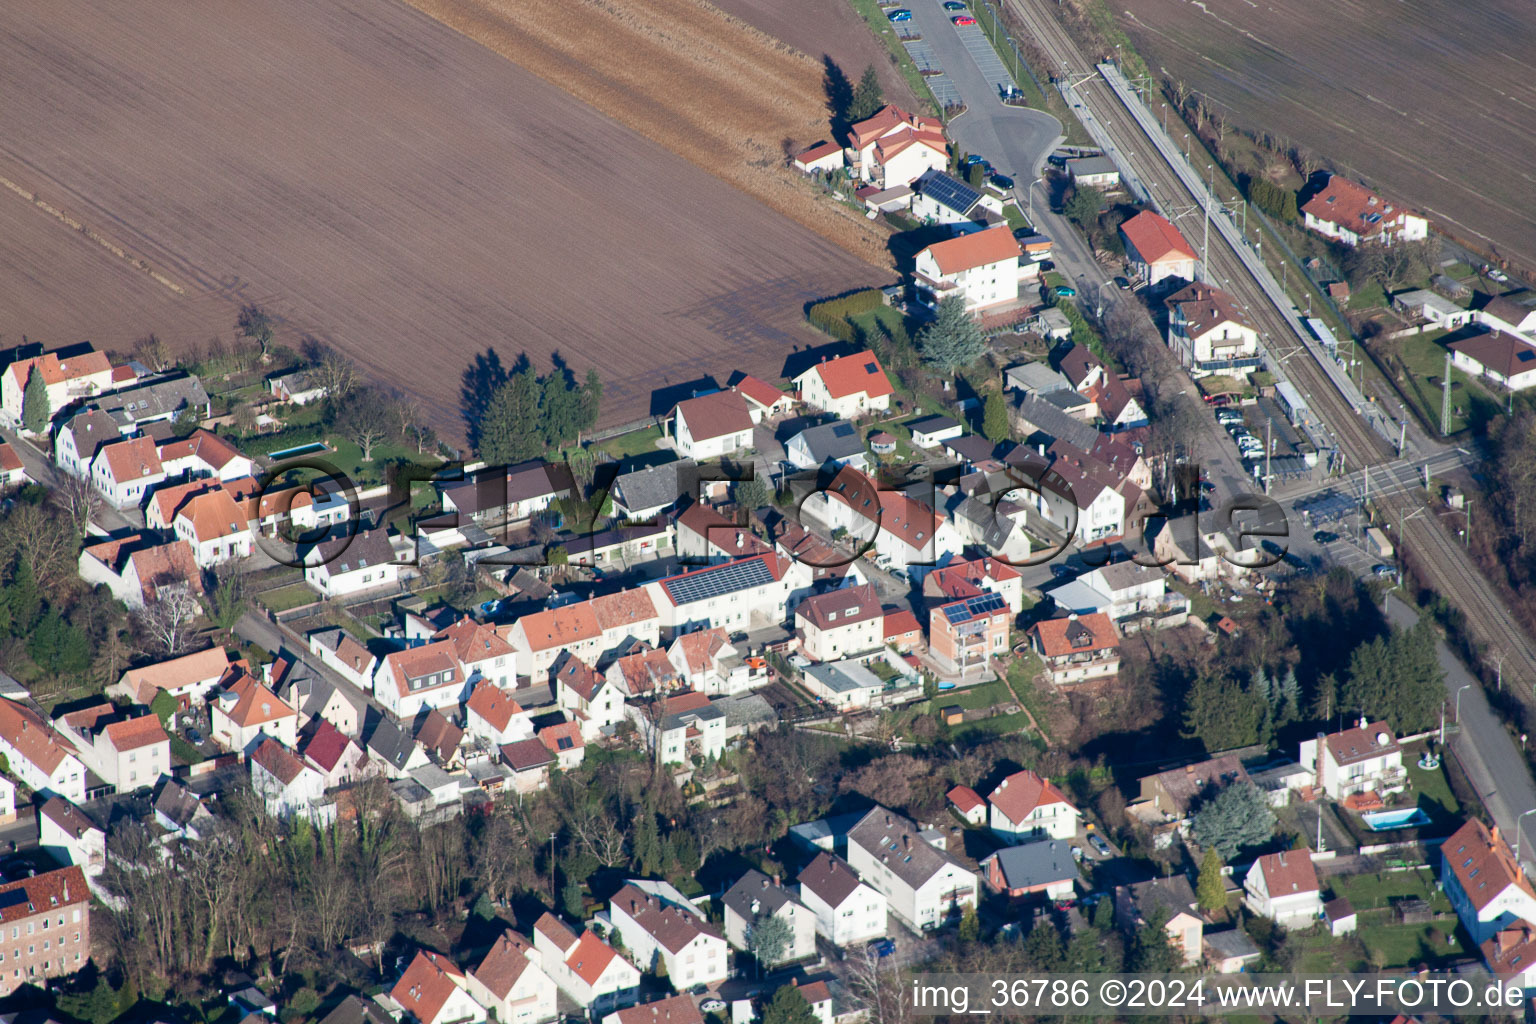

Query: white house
left=791, top=353, right=894, bottom=421
left=1120, top=211, right=1197, bottom=289
left=796, top=852, right=887, bottom=947
left=466, top=930, right=557, bottom=1024
left=1442, top=819, right=1536, bottom=944
left=54, top=705, right=169, bottom=793
left=923, top=556, right=1026, bottom=614
left=800, top=660, right=887, bottom=712
left=157, top=430, right=255, bottom=483
left=1243, top=851, right=1323, bottom=927
left=1297, top=718, right=1404, bottom=801
left=1394, top=289, right=1473, bottom=331
left=551, top=653, right=627, bottom=741
left=211, top=672, right=299, bottom=755
left=507, top=590, right=661, bottom=681
left=795, top=584, right=883, bottom=663
left=1080, top=561, right=1169, bottom=622
left=308, top=628, right=378, bottom=692
left=531, top=913, right=640, bottom=1017
left=1066, top=156, right=1120, bottom=189
left=847, top=104, right=947, bottom=187
left=912, top=226, right=1023, bottom=312
left=391, top=950, right=487, bottom=1024
left=793, top=141, right=845, bottom=175
left=649, top=554, right=798, bottom=633
left=845, top=806, right=978, bottom=933
left=172, top=487, right=255, bottom=567
left=631, top=691, right=728, bottom=766
left=439, top=461, right=573, bottom=527
left=1479, top=291, right=1536, bottom=337
left=78, top=533, right=203, bottom=610
left=1448, top=330, right=1536, bottom=393
left=249, top=738, right=332, bottom=822
left=268, top=370, right=329, bottom=406
left=1165, top=282, right=1262, bottom=374
left=112, top=646, right=240, bottom=710
left=785, top=422, right=868, bottom=473
left=672, top=390, right=753, bottom=461
left=91, top=436, right=165, bottom=509
left=305, top=527, right=401, bottom=598
left=465, top=682, right=534, bottom=745
left=1301, top=175, right=1428, bottom=247
left=721, top=870, right=817, bottom=967
left=299, top=720, right=368, bottom=788
left=910, top=171, right=1005, bottom=227
left=987, top=769, right=1081, bottom=842
left=54, top=407, right=122, bottom=478
left=1481, top=923, right=1536, bottom=992
left=375, top=641, right=469, bottom=720
left=0, top=700, right=87, bottom=803
left=38, top=797, right=107, bottom=880
left=607, top=881, right=729, bottom=987
left=806, top=467, right=961, bottom=570
left=1, top=349, right=114, bottom=429
left=667, top=629, right=760, bottom=696
left=601, top=995, right=701, bottom=1024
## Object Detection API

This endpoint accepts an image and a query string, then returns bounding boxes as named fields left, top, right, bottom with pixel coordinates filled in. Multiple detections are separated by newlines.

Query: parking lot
left=900, top=35, right=961, bottom=107
left=952, top=22, right=1011, bottom=96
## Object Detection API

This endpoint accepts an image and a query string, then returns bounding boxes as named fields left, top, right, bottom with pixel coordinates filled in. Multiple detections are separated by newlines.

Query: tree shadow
left=822, top=56, right=853, bottom=138
left=649, top=376, right=721, bottom=418
left=460, top=348, right=510, bottom=454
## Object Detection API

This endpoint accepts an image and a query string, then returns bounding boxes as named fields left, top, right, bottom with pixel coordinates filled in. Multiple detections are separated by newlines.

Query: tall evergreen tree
left=630, top=811, right=662, bottom=877
left=5, top=561, right=41, bottom=636
left=579, top=369, right=603, bottom=434
left=1278, top=667, right=1301, bottom=727
left=1130, top=909, right=1184, bottom=972
left=1190, top=783, right=1276, bottom=859
left=982, top=390, right=1009, bottom=443
left=540, top=371, right=583, bottom=448
left=21, top=367, right=48, bottom=434
left=762, top=985, right=817, bottom=1024
left=919, top=296, right=988, bottom=371
left=478, top=367, right=542, bottom=464
left=848, top=65, right=885, bottom=123
left=1182, top=671, right=1262, bottom=754
left=1023, top=920, right=1064, bottom=970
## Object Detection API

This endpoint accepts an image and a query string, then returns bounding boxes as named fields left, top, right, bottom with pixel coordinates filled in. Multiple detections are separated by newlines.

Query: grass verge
left=843, top=0, right=941, bottom=116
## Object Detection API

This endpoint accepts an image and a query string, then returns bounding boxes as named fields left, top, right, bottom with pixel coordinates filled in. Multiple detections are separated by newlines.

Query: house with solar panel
left=791, top=353, right=894, bottom=421
left=910, top=171, right=1005, bottom=229
left=928, top=590, right=1011, bottom=676
left=647, top=553, right=803, bottom=634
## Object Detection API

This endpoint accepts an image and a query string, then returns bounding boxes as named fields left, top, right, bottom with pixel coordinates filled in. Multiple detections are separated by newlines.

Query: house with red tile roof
left=531, top=913, right=641, bottom=1016
left=550, top=652, right=626, bottom=740
left=499, top=738, right=555, bottom=795
left=1, top=348, right=115, bottom=429
left=376, top=640, right=469, bottom=720
left=172, top=486, right=254, bottom=567
left=1480, top=921, right=1536, bottom=990
left=434, top=617, right=517, bottom=689
left=1442, top=819, right=1536, bottom=944
left=674, top=502, right=770, bottom=565
left=1028, top=613, right=1121, bottom=686
left=671, top=389, right=753, bottom=461
left=795, top=584, right=882, bottom=663
left=912, top=226, right=1024, bottom=312
left=157, top=428, right=254, bottom=482
left=1302, top=174, right=1427, bottom=247
left=78, top=532, right=203, bottom=609
left=791, top=352, right=894, bottom=421
left=1119, top=211, right=1197, bottom=289
left=923, top=556, right=1025, bottom=614
left=538, top=719, right=586, bottom=771
left=730, top=373, right=795, bottom=420
left=506, top=590, right=661, bottom=680
left=947, top=785, right=986, bottom=826
left=0, top=864, right=91, bottom=995
left=607, top=646, right=683, bottom=697
left=91, top=435, right=166, bottom=509
left=608, top=881, right=728, bottom=986
left=883, top=608, right=924, bottom=653
left=847, top=104, right=947, bottom=187
left=249, top=737, right=331, bottom=822
left=987, top=769, right=1080, bottom=842
left=391, top=950, right=487, bottom=1024
left=1243, top=851, right=1322, bottom=926
left=807, top=466, right=961, bottom=570
left=0, top=700, right=87, bottom=804
left=1164, top=282, right=1261, bottom=374
left=54, top=703, right=168, bottom=793
left=0, top=442, right=27, bottom=490
left=308, top=627, right=378, bottom=692
left=792, top=140, right=845, bottom=176
left=466, top=929, right=556, bottom=1024
left=299, top=719, right=367, bottom=787
left=600, top=995, right=703, bottom=1024
left=211, top=670, right=298, bottom=754
left=465, top=681, right=533, bottom=745
left=112, top=647, right=242, bottom=709
left=1448, top=329, right=1536, bottom=393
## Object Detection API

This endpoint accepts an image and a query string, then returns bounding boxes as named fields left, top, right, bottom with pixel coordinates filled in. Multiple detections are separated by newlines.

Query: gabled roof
left=732, top=373, right=791, bottom=411
left=152, top=775, right=204, bottom=828
left=550, top=651, right=607, bottom=701
left=0, top=700, right=78, bottom=774
left=440, top=460, right=573, bottom=517
left=605, top=995, right=703, bottom=1024
left=538, top=720, right=584, bottom=754
left=1142, top=755, right=1250, bottom=815
left=176, top=487, right=248, bottom=544
left=670, top=627, right=733, bottom=675
left=312, top=527, right=394, bottom=576
left=300, top=719, right=355, bottom=774
left=97, top=374, right=209, bottom=426
left=58, top=408, right=121, bottom=461
left=1322, top=720, right=1399, bottom=766
left=795, top=141, right=842, bottom=165
left=1251, top=850, right=1319, bottom=896
left=1444, top=819, right=1536, bottom=911
left=382, top=640, right=463, bottom=697
left=883, top=608, right=922, bottom=638
left=1030, top=613, right=1120, bottom=658
left=120, top=647, right=238, bottom=704
left=414, top=709, right=465, bottom=762
left=220, top=672, right=296, bottom=728
left=365, top=716, right=419, bottom=769
left=1165, top=281, right=1255, bottom=337
left=848, top=104, right=944, bottom=149
left=391, top=950, right=467, bottom=1024
left=796, top=583, right=881, bottom=631
left=1483, top=922, right=1536, bottom=982
left=797, top=352, right=895, bottom=401
left=610, top=882, right=722, bottom=953
left=1448, top=330, right=1536, bottom=379
left=611, top=459, right=697, bottom=515
left=99, top=436, right=163, bottom=483
left=722, top=869, right=805, bottom=920
left=674, top=390, right=752, bottom=442
left=1009, top=392, right=1101, bottom=451
left=790, top=421, right=866, bottom=464
left=472, top=929, right=538, bottom=1000
left=250, top=737, right=308, bottom=786
left=466, top=682, right=523, bottom=732
left=0, top=865, right=89, bottom=924
left=5, top=350, right=111, bottom=390
left=982, top=839, right=1077, bottom=890
left=657, top=554, right=785, bottom=607
left=846, top=805, right=971, bottom=891
left=919, top=226, right=1022, bottom=275
left=500, top=738, right=554, bottom=772
left=1120, top=210, right=1195, bottom=263
left=310, top=628, right=375, bottom=675
left=612, top=647, right=681, bottom=696
left=433, top=616, right=516, bottom=665
left=156, top=429, right=246, bottom=472
left=40, top=797, right=102, bottom=839
left=1301, top=174, right=1408, bottom=237
left=987, top=769, right=1074, bottom=825
left=948, top=785, right=984, bottom=813
left=103, top=714, right=168, bottom=753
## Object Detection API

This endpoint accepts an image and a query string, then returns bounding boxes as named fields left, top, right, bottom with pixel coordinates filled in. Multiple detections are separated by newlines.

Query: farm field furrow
left=0, top=0, right=885, bottom=436
left=1116, top=0, right=1536, bottom=268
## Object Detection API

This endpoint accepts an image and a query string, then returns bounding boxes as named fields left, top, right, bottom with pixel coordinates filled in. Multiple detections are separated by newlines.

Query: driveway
left=905, top=1, right=1061, bottom=180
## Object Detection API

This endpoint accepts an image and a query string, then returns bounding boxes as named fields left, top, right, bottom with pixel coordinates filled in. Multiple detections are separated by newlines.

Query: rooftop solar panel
left=941, top=591, right=1007, bottom=624
left=922, top=173, right=982, bottom=214
left=662, top=557, right=775, bottom=605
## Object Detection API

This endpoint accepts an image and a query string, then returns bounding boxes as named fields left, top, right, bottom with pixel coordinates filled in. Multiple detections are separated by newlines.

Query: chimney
left=1358, top=714, right=1367, bottom=730
left=773, top=874, right=781, bottom=887
left=1492, top=824, right=1502, bottom=844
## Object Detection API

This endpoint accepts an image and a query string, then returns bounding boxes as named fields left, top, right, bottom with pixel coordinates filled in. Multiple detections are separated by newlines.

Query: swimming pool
left=1362, top=807, right=1432, bottom=831
left=268, top=441, right=330, bottom=460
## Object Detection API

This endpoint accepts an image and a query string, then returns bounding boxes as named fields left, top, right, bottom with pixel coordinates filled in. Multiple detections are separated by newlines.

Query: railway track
left=1005, top=0, right=1536, bottom=699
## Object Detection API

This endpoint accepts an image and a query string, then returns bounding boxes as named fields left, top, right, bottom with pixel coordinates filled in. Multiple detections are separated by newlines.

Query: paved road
left=1384, top=595, right=1536, bottom=871
left=0, top=423, right=139, bottom=532
left=234, top=609, right=386, bottom=722
left=904, top=0, right=1061, bottom=181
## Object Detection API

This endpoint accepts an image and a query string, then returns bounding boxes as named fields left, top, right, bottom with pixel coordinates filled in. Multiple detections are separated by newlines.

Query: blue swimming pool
left=937, top=681, right=956, bottom=691
left=1362, top=807, right=1432, bottom=831
left=268, top=441, right=330, bottom=460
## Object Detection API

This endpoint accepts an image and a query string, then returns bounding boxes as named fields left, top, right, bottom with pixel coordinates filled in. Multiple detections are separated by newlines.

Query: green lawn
left=928, top=677, right=1012, bottom=712
left=842, top=0, right=940, bottom=116
left=1356, top=922, right=1462, bottom=969
left=1390, top=331, right=1496, bottom=436
left=1402, top=741, right=1460, bottom=821
left=1350, top=280, right=1388, bottom=312
left=1002, top=205, right=1028, bottom=232
left=599, top=424, right=664, bottom=460
left=1332, top=868, right=1449, bottom=914
left=259, top=582, right=320, bottom=613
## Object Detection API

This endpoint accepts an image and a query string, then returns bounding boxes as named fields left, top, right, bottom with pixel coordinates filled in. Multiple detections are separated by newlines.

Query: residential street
left=234, top=609, right=386, bottom=722
left=903, top=2, right=1060, bottom=182
left=1, top=423, right=140, bottom=532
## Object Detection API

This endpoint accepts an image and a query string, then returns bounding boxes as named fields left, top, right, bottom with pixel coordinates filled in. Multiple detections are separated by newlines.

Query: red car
left=953, top=14, right=977, bottom=24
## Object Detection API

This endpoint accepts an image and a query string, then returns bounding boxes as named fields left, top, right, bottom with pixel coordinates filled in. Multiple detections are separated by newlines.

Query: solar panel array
left=941, top=591, right=1007, bottom=624
left=663, top=557, right=775, bottom=605
left=922, top=173, right=982, bottom=214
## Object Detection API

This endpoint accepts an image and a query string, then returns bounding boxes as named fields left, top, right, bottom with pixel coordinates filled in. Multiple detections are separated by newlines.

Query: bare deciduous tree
left=311, top=347, right=360, bottom=402
left=52, top=472, right=103, bottom=539
left=135, top=588, right=203, bottom=656
left=135, top=332, right=175, bottom=372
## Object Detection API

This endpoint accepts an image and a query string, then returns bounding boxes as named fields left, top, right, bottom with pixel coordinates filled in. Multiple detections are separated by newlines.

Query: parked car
left=953, top=14, right=977, bottom=24
left=870, top=939, right=897, bottom=958
left=187, top=727, right=203, bottom=745
left=1113, top=275, right=1132, bottom=290
left=1373, top=564, right=1397, bottom=577
left=888, top=8, right=912, bottom=19
left=1088, top=834, right=1112, bottom=857
left=943, top=1, right=966, bottom=9
left=1313, top=529, right=1339, bottom=544
left=991, top=173, right=1015, bottom=189
left=1071, top=845, right=1083, bottom=863
left=701, top=1001, right=726, bottom=1014
left=1054, top=285, right=1078, bottom=298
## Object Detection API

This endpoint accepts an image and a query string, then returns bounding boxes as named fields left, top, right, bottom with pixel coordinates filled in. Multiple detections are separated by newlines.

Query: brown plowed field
left=708, top=0, right=921, bottom=113
left=1116, top=0, right=1536, bottom=268
left=0, top=0, right=885, bottom=436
